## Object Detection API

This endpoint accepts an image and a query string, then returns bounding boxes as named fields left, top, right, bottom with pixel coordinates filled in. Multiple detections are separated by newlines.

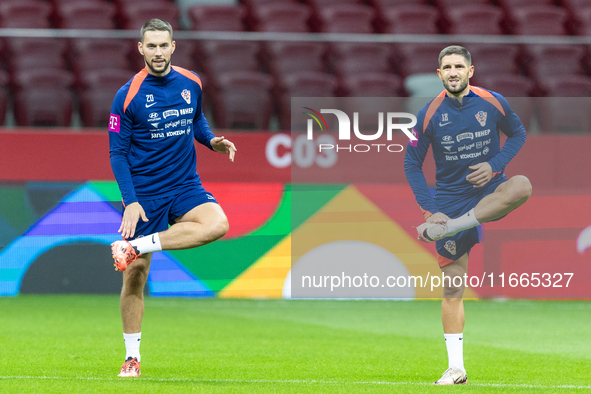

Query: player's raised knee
left=510, top=175, right=532, bottom=203
left=210, top=215, right=229, bottom=241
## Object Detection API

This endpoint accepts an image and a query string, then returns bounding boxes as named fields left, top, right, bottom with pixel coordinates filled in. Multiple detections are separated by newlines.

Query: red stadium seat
left=78, top=68, right=132, bottom=90
left=211, top=71, right=273, bottom=129
left=538, top=76, right=591, bottom=133
left=251, top=3, right=311, bottom=32
left=573, top=6, right=591, bottom=36
left=12, top=69, right=75, bottom=92
left=277, top=71, right=337, bottom=130
left=340, top=72, right=403, bottom=97
left=445, top=5, right=504, bottom=35
left=317, top=4, right=375, bottom=33
left=14, top=88, right=73, bottom=127
left=188, top=5, right=245, bottom=31
left=200, top=41, right=260, bottom=78
left=8, top=39, right=68, bottom=74
left=380, top=5, right=439, bottom=34
left=79, top=88, right=120, bottom=127
left=526, top=45, right=585, bottom=80
left=0, top=71, right=8, bottom=126
left=120, top=1, right=180, bottom=31
left=467, top=44, right=521, bottom=83
left=73, top=51, right=132, bottom=80
left=497, top=0, right=553, bottom=9
left=0, top=0, right=52, bottom=28
left=395, top=43, right=442, bottom=77
left=266, top=41, right=326, bottom=79
left=369, top=0, right=426, bottom=14
left=511, top=6, right=568, bottom=35
left=56, top=1, right=117, bottom=29
left=330, top=43, right=391, bottom=79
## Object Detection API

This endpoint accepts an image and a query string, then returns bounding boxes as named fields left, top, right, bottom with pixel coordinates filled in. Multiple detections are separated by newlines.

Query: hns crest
left=475, top=111, right=487, bottom=127
left=181, top=89, right=191, bottom=105
left=444, top=240, right=457, bottom=256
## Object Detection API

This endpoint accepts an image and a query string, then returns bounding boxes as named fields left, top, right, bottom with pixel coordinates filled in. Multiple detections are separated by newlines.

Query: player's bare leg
left=159, top=202, right=229, bottom=250
left=473, top=175, right=532, bottom=222
left=419, top=175, right=532, bottom=242
left=118, top=253, right=151, bottom=377
left=121, top=253, right=151, bottom=333
left=435, top=253, right=468, bottom=385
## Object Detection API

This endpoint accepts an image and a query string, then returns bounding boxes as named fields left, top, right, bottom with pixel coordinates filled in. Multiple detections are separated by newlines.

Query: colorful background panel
left=1, top=182, right=591, bottom=298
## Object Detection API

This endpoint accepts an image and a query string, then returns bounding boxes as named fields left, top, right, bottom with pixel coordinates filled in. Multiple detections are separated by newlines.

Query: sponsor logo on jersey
left=475, top=129, right=491, bottom=138
left=180, top=107, right=194, bottom=115
left=446, top=155, right=458, bottom=161
left=149, top=112, right=159, bottom=119
left=187, top=119, right=193, bottom=124
left=477, top=139, right=491, bottom=149
left=460, top=151, right=482, bottom=159
left=475, top=111, right=487, bottom=127
left=163, top=109, right=179, bottom=119
left=458, top=143, right=475, bottom=152
left=444, top=240, right=456, bottom=255
left=150, top=122, right=159, bottom=128
left=165, top=120, right=180, bottom=129
left=181, top=119, right=187, bottom=126
left=108, top=114, right=120, bottom=133
left=181, top=89, right=191, bottom=104
left=442, top=135, right=454, bottom=145
left=456, top=132, right=474, bottom=142
left=151, top=132, right=164, bottom=139
left=483, top=147, right=490, bottom=155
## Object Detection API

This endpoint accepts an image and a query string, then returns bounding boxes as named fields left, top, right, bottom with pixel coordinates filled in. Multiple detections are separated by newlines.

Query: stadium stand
left=249, top=3, right=311, bottom=32
left=14, top=88, right=74, bottom=127
left=0, top=0, right=587, bottom=130
left=0, top=0, right=52, bottom=29
left=188, top=5, right=245, bottom=31
left=379, top=4, right=439, bottom=34
left=210, top=71, right=273, bottom=129
left=56, top=1, right=117, bottom=29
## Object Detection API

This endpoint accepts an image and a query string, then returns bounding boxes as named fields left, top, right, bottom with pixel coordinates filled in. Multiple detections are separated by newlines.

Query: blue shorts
left=126, top=184, right=218, bottom=241
left=435, top=176, right=507, bottom=267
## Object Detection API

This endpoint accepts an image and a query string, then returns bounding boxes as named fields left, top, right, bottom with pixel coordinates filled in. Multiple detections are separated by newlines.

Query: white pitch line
left=0, top=376, right=590, bottom=390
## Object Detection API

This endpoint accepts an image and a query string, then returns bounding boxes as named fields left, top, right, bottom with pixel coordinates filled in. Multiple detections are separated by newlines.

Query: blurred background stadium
left=1, top=0, right=591, bottom=299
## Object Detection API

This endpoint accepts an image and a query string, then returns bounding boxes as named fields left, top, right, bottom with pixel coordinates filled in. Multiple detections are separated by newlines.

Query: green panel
left=0, top=185, right=36, bottom=233
left=291, top=184, right=347, bottom=231
left=169, top=234, right=284, bottom=291
left=248, top=185, right=291, bottom=236
left=88, top=181, right=121, bottom=202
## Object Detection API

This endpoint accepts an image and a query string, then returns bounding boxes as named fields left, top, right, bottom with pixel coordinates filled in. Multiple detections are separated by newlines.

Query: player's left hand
left=467, top=162, right=493, bottom=188
left=211, top=136, right=237, bottom=162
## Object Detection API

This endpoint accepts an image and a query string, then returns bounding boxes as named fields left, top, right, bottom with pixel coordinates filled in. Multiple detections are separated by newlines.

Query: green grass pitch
left=0, top=296, right=589, bottom=393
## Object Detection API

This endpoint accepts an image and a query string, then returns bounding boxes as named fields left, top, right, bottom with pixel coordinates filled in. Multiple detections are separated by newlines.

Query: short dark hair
left=140, top=18, right=173, bottom=42
left=438, top=45, right=471, bottom=68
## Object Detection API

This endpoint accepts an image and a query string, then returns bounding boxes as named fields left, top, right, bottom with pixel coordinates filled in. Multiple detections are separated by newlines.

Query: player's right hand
left=119, top=202, right=148, bottom=239
left=427, top=212, right=450, bottom=224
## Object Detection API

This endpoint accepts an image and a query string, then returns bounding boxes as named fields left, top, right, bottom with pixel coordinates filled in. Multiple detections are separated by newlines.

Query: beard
left=443, top=77, right=468, bottom=95
left=145, top=56, right=170, bottom=75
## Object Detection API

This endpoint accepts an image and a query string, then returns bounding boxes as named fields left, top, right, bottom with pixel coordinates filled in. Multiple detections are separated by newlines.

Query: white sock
left=124, top=332, right=141, bottom=362
left=445, top=333, right=464, bottom=372
left=130, top=233, right=162, bottom=255
left=446, top=209, right=480, bottom=236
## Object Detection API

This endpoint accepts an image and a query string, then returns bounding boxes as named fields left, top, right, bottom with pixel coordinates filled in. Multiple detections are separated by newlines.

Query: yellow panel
left=221, top=185, right=479, bottom=299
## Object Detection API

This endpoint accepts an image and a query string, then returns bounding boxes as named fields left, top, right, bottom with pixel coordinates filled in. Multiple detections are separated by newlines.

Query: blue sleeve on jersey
left=488, top=93, right=526, bottom=173
left=404, top=108, right=438, bottom=215
left=109, top=86, right=138, bottom=206
left=194, top=109, right=216, bottom=150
